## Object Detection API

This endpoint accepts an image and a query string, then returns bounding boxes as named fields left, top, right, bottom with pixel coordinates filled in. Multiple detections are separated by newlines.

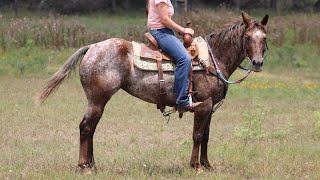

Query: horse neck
left=208, top=25, right=247, bottom=79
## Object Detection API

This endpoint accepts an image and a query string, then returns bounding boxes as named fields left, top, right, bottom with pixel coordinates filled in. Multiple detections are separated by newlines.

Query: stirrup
left=188, top=93, right=193, bottom=106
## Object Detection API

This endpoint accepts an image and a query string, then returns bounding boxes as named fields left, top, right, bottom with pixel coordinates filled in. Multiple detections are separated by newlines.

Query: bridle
left=241, top=40, right=269, bottom=71
left=204, top=34, right=268, bottom=85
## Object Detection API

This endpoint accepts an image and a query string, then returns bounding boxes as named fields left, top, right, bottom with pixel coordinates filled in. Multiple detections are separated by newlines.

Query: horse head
left=242, top=12, right=268, bottom=72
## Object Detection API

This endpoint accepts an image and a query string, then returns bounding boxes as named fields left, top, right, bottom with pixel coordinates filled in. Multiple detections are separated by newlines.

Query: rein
left=205, top=37, right=252, bottom=85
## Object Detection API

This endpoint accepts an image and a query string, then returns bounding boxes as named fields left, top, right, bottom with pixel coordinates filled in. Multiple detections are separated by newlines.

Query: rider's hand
left=184, top=28, right=194, bottom=37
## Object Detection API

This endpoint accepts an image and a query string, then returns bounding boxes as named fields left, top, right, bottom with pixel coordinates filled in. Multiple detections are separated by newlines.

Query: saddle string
left=162, top=109, right=175, bottom=123
left=211, top=99, right=224, bottom=115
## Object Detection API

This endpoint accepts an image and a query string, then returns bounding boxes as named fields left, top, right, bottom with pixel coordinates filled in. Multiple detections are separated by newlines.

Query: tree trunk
left=124, top=0, right=129, bottom=10
left=287, top=0, right=293, bottom=10
left=13, top=0, right=18, bottom=16
left=38, top=0, right=47, bottom=9
left=111, top=0, right=116, bottom=12
left=233, top=0, right=241, bottom=11
left=270, top=0, right=277, bottom=9
left=315, top=0, right=320, bottom=11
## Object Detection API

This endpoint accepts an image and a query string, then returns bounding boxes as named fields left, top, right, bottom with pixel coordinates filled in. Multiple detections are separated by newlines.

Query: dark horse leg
left=78, top=98, right=108, bottom=173
left=200, top=114, right=214, bottom=171
left=77, top=76, right=121, bottom=173
left=190, top=97, right=213, bottom=172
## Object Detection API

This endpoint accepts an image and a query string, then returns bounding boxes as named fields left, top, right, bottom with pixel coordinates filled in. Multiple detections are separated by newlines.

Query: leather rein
left=204, top=37, right=268, bottom=85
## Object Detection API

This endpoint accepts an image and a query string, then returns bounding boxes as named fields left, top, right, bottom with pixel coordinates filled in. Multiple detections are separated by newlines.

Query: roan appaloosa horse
left=36, top=12, right=268, bottom=173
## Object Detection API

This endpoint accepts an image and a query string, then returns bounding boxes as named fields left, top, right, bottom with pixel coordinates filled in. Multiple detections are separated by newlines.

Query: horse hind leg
left=78, top=98, right=108, bottom=173
left=78, top=77, right=121, bottom=173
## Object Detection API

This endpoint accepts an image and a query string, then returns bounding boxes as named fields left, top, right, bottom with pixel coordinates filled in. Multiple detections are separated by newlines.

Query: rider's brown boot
left=177, top=102, right=203, bottom=118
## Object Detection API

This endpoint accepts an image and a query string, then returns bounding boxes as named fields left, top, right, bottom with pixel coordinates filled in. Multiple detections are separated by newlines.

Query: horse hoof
left=76, top=165, right=96, bottom=175
left=83, top=168, right=95, bottom=175
left=196, top=167, right=204, bottom=174
left=205, top=165, right=215, bottom=172
left=201, top=162, right=215, bottom=172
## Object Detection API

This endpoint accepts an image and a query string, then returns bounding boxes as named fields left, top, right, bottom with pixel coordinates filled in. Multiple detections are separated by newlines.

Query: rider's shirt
left=147, top=0, right=174, bottom=30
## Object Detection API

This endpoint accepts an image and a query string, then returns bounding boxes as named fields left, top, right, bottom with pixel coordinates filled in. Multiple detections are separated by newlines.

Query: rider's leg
left=150, top=28, right=191, bottom=108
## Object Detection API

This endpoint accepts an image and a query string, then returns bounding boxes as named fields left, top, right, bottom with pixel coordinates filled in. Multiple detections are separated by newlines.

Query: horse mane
left=207, top=20, right=245, bottom=52
left=206, top=19, right=246, bottom=72
left=208, top=18, right=265, bottom=51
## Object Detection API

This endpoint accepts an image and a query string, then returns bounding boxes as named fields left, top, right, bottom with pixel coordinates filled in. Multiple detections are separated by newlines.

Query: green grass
left=0, top=46, right=76, bottom=77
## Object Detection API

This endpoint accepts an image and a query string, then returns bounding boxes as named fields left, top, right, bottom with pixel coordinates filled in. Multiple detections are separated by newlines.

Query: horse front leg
left=200, top=114, right=215, bottom=171
left=190, top=97, right=212, bottom=173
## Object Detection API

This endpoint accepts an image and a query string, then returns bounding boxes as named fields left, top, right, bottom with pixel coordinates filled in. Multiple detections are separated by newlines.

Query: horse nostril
left=261, top=61, right=264, bottom=66
left=252, top=60, right=256, bottom=66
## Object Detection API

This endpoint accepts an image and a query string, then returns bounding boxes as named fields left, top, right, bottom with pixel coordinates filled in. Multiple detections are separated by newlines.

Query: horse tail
left=35, top=46, right=90, bottom=106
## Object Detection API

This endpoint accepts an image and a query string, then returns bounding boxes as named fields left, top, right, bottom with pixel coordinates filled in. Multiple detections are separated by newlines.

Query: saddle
left=143, top=32, right=200, bottom=64
left=138, top=32, right=208, bottom=113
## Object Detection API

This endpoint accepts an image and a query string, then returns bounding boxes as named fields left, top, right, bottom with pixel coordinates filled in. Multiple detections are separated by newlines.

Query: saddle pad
left=132, top=36, right=210, bottom=72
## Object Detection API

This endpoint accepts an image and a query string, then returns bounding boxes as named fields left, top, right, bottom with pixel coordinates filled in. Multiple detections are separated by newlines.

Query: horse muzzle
left=252, top=59, right=263, bottom=72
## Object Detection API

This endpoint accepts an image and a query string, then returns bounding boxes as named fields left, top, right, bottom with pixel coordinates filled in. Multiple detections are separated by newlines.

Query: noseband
left=241, top=41, right=269, bottom=71
left=244, top=35, right=269, bottom=66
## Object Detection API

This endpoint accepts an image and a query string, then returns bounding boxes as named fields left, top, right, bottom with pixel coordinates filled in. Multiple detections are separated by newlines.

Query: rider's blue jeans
left=150, top=28, right=191, bottom=107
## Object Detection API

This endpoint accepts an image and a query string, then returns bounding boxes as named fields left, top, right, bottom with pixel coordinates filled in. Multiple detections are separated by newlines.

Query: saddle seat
left=143, top=32, right=200, bottom=63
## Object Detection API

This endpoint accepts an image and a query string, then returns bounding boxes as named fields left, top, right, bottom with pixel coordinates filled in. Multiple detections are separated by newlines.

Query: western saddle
left=141, top=31, right=203, bottom=113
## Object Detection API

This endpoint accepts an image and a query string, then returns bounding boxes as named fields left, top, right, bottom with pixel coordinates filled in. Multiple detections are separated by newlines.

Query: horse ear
left=261, top=14, right=268, bottom=26
left=241, top=11, right=252, bottom=27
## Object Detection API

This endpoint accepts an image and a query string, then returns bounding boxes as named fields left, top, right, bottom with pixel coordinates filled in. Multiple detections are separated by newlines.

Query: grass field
left=0, top=69, right=319, bottom=179
left=0, top=9, right=320, bottom=179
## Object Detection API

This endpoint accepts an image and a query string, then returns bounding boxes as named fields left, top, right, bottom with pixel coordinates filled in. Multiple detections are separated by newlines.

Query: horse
left=36, top=12, right=268, bottom=173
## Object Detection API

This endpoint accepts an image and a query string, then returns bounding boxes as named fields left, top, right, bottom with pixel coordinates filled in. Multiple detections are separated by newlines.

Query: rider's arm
left=156, top=2, right=194, bottom=36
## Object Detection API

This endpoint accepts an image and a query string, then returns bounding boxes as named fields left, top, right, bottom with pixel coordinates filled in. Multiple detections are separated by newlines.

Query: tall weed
left=234, top=109, right=292, bottom=148
left=234, top=110, right=267, bottom=148
left=312, top=111, right=320, bottom=139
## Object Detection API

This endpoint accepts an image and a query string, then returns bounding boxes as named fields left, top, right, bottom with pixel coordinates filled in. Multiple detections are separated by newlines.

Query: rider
left=146, top=0, right=202, bottom=113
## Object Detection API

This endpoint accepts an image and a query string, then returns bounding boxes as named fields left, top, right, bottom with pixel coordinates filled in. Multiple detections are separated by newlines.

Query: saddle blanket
left=132, top=36, right=210, bottom=72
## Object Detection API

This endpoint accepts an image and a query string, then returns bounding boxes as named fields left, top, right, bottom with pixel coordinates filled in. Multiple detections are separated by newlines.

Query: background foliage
left=0, top=0, right=320, bottom=14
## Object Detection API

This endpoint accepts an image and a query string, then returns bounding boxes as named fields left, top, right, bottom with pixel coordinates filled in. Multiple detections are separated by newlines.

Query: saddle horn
left=183, top=21, right=192, bottom=48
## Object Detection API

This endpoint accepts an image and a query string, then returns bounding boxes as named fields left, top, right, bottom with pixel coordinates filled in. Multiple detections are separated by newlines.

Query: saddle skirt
left=132, top=36, right=210, bottom=72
